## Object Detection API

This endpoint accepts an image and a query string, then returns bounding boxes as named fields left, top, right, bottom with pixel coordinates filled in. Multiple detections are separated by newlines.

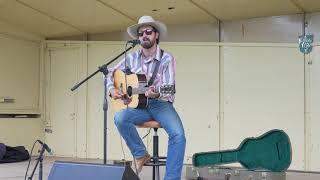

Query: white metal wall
left=44, top=44, right=87, bottom=158
left=308, top=45, right=320, bottom=171
left=0, top=25, right=43, bottom=151
left=221, top=45, right=304, bottom=169
left=43, top=41, right=318, bottom=171
left=0, top=35, right=40, bottom=114
left=0, top=118, right=44, bottom=151
left=160, top=43, right=220, bottom=162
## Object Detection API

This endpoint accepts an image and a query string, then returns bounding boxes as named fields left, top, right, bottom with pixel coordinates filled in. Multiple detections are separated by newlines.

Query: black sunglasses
left=138, top=29, right=154, bottom=37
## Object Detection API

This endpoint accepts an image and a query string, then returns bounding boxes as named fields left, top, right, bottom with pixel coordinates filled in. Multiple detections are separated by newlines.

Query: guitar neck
left=193, top=150, right=238, bottom=167
left=131, top=87, right=162, bottom=95
left=132, top=87, right=149, bottom=94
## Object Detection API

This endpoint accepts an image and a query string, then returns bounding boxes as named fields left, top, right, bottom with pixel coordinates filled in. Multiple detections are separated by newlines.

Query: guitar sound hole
left=127, top=86, right=132, bottom=96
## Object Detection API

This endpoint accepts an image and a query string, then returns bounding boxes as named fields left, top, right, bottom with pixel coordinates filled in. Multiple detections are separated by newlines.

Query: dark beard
left=141, top=39, right=156, bottom=49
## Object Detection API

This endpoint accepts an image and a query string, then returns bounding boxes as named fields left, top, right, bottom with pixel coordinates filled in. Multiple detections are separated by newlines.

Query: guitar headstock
left=158, top=85, right=176, bottom=94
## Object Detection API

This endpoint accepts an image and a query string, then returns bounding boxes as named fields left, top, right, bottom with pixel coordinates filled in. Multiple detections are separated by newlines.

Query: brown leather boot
left=136, top=153, right=151, bottom=174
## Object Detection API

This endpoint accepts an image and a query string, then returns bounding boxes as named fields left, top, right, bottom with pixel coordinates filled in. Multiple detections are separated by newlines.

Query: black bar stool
left=137, top=120, right=167, bottom=180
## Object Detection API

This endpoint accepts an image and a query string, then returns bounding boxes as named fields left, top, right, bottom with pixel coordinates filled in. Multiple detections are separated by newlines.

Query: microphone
left=37, top=140, right=53, bottom=155
left=127, top=39, right=140, bottom=45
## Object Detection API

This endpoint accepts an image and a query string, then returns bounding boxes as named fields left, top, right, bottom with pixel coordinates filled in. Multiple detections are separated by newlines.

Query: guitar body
left=112, top=70, right=148, bottom=111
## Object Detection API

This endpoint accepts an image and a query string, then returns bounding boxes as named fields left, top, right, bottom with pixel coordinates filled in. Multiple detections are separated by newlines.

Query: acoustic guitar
left=192, top=129, right=292, bottom=172
left=111, top=69, right=175, bottom=111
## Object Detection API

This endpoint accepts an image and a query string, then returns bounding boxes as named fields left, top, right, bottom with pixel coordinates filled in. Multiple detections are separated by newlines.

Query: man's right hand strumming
left=110, top=88, right=132, bottom=105
left=109, top=88, right=122, bottom=100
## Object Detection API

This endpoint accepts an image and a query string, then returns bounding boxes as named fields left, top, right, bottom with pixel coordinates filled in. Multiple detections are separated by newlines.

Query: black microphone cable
left=24, top=140, right=38, bottom=180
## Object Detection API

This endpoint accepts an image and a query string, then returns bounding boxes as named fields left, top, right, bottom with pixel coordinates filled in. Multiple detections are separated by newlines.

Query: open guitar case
left=192, top=129, right=292, bottom=172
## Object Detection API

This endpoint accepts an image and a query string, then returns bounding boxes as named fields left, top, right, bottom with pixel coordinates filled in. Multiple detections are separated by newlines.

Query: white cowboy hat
left=127, top=15, right=167, bottom=40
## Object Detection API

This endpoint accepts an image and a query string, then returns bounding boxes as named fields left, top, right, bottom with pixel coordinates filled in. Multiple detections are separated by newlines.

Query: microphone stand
left=27, top=145, right=46, bottom=180
left=71, top=43, right=137, bottom=164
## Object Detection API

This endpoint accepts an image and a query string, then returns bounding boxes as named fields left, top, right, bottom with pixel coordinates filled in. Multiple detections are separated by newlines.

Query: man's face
left=137, top=25, right=159, bottom=49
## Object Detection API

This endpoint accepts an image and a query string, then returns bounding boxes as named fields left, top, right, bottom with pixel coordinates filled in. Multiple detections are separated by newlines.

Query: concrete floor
left=0, top=156, right=187, bottom=180
left=2, top=157, right=320, bottom=180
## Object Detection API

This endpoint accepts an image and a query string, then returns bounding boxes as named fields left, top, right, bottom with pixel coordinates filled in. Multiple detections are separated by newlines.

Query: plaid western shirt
left=106, top=45, right=176, bottom=102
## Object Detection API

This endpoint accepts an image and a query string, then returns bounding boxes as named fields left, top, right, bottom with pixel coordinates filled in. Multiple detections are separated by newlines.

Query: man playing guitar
left=106, top=15, right=186, bottom=180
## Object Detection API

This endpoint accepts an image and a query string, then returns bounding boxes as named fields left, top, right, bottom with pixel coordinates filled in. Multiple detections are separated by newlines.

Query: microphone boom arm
left=71, top=44, right=136, bottom=91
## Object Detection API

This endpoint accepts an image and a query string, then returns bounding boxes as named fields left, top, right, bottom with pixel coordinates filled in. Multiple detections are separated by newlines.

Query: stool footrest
left=144, top=160, right=166, bottom=166
left=151, top=156, right=166, bottom=159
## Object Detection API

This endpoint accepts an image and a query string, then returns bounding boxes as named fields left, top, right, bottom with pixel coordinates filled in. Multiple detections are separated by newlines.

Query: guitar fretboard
left=132, top=87, right=151, bottom=94
left=130, top=85, right=175, bottom=95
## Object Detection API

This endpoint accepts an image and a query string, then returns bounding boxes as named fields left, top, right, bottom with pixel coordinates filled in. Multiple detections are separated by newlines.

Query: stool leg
left=153, top=128, right=159, bottom=180
left=156, top=166, right=160, bottom=180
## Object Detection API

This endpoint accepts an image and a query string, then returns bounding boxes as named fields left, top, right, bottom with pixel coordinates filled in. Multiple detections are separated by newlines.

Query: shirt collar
left=139, top=45, right=161, bottom=63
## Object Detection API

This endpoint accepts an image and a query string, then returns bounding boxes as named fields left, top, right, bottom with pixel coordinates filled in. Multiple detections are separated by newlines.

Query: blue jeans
left=114, top=99, right=186, bottom=180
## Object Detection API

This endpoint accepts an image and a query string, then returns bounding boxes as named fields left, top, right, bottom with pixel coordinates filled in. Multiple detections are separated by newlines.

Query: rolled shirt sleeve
left=105, top=58, right=126, bottom=92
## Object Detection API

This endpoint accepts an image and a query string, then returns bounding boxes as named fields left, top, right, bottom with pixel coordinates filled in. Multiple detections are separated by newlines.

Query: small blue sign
left=299, top=35, right=313, bottom=54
